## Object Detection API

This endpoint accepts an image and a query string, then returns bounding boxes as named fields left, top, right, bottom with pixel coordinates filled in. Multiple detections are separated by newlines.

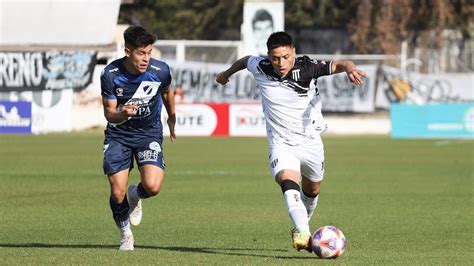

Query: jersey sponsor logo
left=127, top=98, right=150, bottom=118
left=125, top=81, right=161, bottom=119
left=109, top=67, right=119, bottom=73
left=137, top=149, right=158, bottom=163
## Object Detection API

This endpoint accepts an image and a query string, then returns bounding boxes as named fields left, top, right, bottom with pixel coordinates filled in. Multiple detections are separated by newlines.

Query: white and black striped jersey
left=246, top=55, right=332, bottom=145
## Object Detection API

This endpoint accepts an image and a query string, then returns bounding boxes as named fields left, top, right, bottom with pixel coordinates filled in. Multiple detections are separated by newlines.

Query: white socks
left=301, top=192, right=319, bottom=221
left=283, top=189, right=310, bottom=234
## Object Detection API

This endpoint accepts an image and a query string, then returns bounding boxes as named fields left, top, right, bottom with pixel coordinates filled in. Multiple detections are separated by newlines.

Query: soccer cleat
left=128, top=185, right=142, bottom=226
left=291, top=228, right=312, bottom=252
left=119, top=233, right=134, bottom=251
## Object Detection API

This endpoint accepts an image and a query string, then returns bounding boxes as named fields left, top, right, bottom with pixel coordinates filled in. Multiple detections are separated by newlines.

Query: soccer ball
left=311, top=226, right=346, bottom=259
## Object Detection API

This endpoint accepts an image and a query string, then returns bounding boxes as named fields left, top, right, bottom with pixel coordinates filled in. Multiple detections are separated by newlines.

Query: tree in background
left=349, top=0, right=473, bottom=54
left=120, top=0, right=359, bottom=41
left=347, top=0, right=473, bottom=71
left=285, top=0, right=357, bottom=29
left=119, top=0, right=472, bottom=59
left=119, top=0, right=243, bottom=40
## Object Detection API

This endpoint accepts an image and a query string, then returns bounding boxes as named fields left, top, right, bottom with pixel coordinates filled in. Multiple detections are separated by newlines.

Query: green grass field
left=0, top=132, right=472, bottom=264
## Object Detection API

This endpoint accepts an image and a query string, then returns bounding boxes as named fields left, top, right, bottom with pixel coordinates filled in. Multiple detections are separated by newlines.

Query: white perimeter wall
left=0, top=0, right=121, bottom=45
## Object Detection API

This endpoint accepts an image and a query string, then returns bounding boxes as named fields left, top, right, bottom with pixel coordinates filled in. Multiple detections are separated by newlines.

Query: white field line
left=434, top=140, right=474, bottom=146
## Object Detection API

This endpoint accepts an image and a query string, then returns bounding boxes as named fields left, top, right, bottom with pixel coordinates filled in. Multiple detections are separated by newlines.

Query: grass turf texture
left=0, top=133, right=472, bottom=264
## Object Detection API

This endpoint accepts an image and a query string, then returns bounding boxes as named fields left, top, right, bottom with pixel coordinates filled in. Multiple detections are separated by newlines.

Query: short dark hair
left=252, top=9, right=273, bottom=29
left=124, top=25, right=156, bottom=49
left=266, top=31, right=293, bottom=51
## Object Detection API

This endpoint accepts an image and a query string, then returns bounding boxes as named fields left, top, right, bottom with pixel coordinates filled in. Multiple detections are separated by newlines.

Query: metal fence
left=154, top=40, right=401, bottom=69
left=154, top=36, right=473, bottom=74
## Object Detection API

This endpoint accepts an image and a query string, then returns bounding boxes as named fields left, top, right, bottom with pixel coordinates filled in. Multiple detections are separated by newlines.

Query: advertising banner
left=161, top=103, right=388, bottom=137
left=169, top=60, right=258, bottom=103
left=162, top=103, right=227, bottom=137
left=0, top=100, right=32, bottom=134
left=318, top=65, right=377, bottom=112
left=0, top=51, right=97, bottom=92
left=72, top=65, right=107, bottom=130
left=391, top=103, right=474, bottom=138
left=229, top=104, right=266, bottom=136
left=170, top=60, right=378, bottom=112
left=2, top=89, right=73, bottom=134
left=376, top=66, right=474, bottom=109
left=30, top=89, right=73, bottom=133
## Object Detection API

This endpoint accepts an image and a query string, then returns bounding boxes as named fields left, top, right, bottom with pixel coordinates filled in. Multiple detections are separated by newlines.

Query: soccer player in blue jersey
left=100, top=25, right=176, bottom=251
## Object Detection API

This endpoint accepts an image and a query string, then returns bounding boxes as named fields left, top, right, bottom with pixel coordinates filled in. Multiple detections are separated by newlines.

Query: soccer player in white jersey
left=101, top=25, right=176, bottom=250
left=216, top=31, right=366, bottom=251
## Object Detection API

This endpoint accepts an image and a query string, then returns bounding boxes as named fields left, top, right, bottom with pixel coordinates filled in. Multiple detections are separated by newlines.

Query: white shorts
left=268, top=140, right=325, bottom=182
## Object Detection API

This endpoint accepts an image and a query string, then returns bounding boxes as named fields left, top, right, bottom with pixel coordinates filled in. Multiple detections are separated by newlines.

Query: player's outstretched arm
left=216, top=56, right=251, bottom=85
left=161, top=87, right=176, bottom=142
left=331, top=60, right=367, bottom=85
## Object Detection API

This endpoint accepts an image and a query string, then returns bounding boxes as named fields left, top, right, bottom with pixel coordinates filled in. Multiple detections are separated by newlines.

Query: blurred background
left=0, top=0, right=473, bottom=138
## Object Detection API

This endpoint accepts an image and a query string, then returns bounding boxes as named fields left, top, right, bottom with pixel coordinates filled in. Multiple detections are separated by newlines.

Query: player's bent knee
left=303, top=187, right=320, bottom=197
left=275, top=170, right=285, bottom=181
left=111, top=189, right=127, bottom=202
left=143, top=184, right=161, bottom=197
left=147, top=189, right=160, bottom=197
left=302, top=177, right=321, bottom=196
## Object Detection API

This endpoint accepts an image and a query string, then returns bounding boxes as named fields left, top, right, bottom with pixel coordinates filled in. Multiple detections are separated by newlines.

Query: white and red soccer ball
left=311, top=226, right=346, bottom=259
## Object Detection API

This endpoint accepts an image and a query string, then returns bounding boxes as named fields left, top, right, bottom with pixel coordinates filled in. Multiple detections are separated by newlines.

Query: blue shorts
left=102, top=137, right=165, bottom=175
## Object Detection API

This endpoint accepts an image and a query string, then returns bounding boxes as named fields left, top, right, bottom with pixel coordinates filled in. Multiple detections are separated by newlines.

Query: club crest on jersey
left=143, top=85, right=154, bottom=95
left=116, top=88, right=124, bottom=96
left=291, top=69, right=301, bottom=81
left=149, top=141, right=162, bottom=152
left=137, top=81, right=161, bottom=98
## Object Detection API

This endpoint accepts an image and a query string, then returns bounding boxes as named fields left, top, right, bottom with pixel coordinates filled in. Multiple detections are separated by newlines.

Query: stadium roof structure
left=0, top=0, right=121, bottom=46
left=0, top=44, right=117, bottom=52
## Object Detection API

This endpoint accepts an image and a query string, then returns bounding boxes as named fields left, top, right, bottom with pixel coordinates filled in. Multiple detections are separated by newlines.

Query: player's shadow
left=0, top=243, right=316, bottom=260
